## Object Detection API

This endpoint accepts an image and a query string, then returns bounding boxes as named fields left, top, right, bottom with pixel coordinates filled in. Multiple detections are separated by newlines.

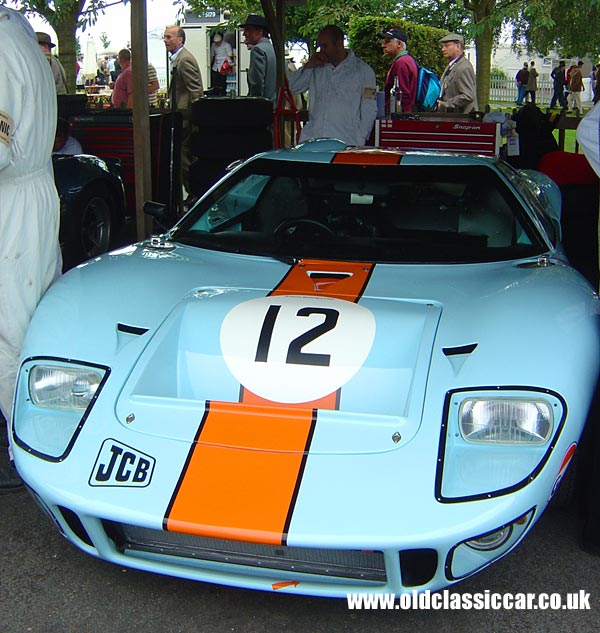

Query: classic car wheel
left=75, top=185, right=113, bottom=261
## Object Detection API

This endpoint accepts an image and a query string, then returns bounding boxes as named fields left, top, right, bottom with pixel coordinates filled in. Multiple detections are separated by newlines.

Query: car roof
left=253, top=139, right=503, bottom=169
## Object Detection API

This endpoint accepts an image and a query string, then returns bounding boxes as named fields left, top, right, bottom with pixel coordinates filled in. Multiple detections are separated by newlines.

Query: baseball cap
left=213, top=33, right=222, bottom=42
left=439, top=33, right=464, bottom=45
left=377, top=27, right=407, bottom=43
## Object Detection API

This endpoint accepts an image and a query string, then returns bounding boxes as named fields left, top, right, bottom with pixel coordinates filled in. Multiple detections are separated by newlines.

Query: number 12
left=255, top=305, right=340, bottom=367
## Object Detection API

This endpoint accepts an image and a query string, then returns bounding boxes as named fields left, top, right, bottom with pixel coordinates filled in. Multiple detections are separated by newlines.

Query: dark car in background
left=52, top=153, right=127, bottom=269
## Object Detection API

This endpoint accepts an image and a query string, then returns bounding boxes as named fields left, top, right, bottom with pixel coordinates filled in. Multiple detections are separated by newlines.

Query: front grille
left=104, top=521, right=387, bottom=582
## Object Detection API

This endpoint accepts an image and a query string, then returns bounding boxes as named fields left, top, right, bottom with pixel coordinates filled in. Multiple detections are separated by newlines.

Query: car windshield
left=172, top=158, right=548, bottom=264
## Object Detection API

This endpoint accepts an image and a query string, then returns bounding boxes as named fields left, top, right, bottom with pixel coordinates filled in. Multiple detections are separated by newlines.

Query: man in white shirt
left=53, top=117, right=83, bottom=154
left=286, top=25, right=377, bottom=146
left=210, top=33, right=234, bottom=96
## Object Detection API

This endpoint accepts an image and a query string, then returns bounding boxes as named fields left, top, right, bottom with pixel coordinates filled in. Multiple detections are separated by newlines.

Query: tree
left=395, top=0, right=600, bottom=108
left=5, top=0, right=120, bottom=91
left=187, top=0, right=399, bottom=53
left=396, top=0, right=470, bottom=32
left=398, top=0, right=509, bottom=109
left=512, top=0, right=600, bottom=58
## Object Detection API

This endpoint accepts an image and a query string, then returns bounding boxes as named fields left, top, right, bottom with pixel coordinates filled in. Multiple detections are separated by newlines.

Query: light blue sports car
left=12, top=141, right=600, bottom=598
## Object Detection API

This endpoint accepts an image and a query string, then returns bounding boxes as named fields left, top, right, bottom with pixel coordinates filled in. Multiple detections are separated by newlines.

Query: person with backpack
left=437, top=33, right=478, bottom=113
left=377, top=26, right=418, bottom=113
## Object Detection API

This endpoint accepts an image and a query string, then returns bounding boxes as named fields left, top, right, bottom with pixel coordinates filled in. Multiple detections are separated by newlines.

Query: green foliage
left=491, top=65, right=507, bottom=78
left=514, top=0, right=600, bottom=57
left=293, top=0, right=399, bottom=38
left=187, top=0, right=398, bottom=50
left=99, top=30, right=110, bottom=49
left=348, top=15, right=447, bottom=89
left=395, top=0, right=471, bottom=33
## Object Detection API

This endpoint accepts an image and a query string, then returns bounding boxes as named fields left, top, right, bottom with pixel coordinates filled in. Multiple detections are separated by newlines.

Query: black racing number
left=255, top=305, right=340, bottom=367
left=255, top=304, right=282, bottom=363
left=286, top=307, right=339, bottom=366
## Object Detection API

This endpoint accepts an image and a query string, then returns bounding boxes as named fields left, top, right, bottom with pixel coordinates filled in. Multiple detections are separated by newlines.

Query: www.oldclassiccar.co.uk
left=346, top=590, right=592, bottom=610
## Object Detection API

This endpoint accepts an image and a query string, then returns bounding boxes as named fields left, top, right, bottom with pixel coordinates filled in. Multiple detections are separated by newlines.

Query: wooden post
left=131, top=0, right=153, bottom=240
left=261, top=0, right=286, bottom=148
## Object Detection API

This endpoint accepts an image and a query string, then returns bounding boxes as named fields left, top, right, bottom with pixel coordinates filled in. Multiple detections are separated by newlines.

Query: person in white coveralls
left=0, top=7, right=62, bottom=487
left=577, top=102, right=600, bottom=178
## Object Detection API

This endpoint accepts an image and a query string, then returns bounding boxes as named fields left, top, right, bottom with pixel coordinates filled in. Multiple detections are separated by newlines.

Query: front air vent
left=117, top=323, right=149, bottom=336
left=443, top=343, right=478, bottom=357
left=103, top=521, right=387, bottom=582
left=399, top=548, right=438, bottom=587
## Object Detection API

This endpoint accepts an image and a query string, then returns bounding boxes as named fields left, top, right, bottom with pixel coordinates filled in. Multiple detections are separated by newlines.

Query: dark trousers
left=210, top=70, right=227, bottom=95
left=550, top=86, right=567, bottom=108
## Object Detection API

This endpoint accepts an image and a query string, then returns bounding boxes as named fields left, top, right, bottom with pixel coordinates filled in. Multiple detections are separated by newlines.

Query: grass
left=554, top=128, right=577, bottom=153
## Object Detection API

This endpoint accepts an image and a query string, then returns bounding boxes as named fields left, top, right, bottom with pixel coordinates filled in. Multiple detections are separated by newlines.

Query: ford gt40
left=12, top=141, right=600, bottom=598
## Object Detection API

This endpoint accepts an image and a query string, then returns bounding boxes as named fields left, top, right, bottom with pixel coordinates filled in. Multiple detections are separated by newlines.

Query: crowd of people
left=518, top=58, right=594, bottom=115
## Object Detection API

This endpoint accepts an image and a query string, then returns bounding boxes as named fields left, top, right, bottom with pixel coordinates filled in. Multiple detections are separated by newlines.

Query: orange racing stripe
left=165, top=259, right=374, bottom=545
left=332, top=150, right=401, bottom=165
left=165, top=401, right=316, bottom=545
left=268, top=259, right=374, bottom=301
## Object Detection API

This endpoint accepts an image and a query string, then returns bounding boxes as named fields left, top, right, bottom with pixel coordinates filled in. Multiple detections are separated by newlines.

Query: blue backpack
left=415, top=65, right=441, bottom=111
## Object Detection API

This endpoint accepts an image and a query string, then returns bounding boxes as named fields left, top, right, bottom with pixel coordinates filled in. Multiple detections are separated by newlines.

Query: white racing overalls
left=0, top=8, right=62, bottom=437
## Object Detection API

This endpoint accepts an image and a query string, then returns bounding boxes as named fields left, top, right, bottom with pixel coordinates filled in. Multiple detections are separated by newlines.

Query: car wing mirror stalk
left=144, top=200, right=173, bottom=233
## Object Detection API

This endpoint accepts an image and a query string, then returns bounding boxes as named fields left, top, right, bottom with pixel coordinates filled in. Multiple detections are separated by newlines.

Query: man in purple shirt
left=111, top=49, right=132, bottom=109
left=378, top=26, right=418, bottom=113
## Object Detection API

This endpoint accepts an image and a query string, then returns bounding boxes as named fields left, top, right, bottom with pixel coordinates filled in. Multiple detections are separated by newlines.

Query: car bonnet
left=115, top=258, right=441, bottom=456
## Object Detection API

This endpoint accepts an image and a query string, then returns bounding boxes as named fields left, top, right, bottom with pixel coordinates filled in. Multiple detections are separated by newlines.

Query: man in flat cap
left=378, top=26, right=418, bottom=113
left=437, top=33, right=478, bottom=113
left=36, top=31, right=67, bottom=94
left=240, top=14, right=276, bottom=105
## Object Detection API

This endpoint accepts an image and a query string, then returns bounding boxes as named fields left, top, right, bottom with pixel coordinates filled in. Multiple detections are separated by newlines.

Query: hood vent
left=117, top=323, right=149, bottom=336
left=442, top=343, right=478, bottom=375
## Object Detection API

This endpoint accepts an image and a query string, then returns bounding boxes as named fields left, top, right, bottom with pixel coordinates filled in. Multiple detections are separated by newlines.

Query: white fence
left=489, top=77, right=594, bottom=105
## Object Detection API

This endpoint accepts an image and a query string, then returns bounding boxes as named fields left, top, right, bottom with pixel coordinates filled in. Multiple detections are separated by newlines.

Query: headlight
left=29, top=365, right=103, bottom=410
left=459, top=398, right=553, bottom=444
left=14, top=360, right=109, bottom=461
left=447, top=509, right=535, bottom=580
left=465, top=526, right=512, bottom=551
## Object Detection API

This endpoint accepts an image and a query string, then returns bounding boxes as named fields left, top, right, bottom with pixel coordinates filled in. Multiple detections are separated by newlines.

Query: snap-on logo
left=453, top=123, right=481, bottom=131
left=89, top=439, right=155, bottom=487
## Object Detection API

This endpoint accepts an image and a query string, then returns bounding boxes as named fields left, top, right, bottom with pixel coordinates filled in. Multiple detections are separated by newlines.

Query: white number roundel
left=220, top=295, right=376, bottom=404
